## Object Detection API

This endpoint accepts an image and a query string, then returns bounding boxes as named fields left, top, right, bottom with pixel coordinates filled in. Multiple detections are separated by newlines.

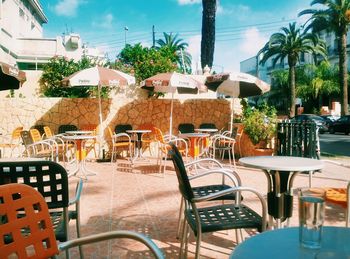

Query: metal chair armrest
left=68, top=179, right=84, bottom=206
left=188, top=169, right=240, bottom=187
left=58, top=230, right=164, bottom=259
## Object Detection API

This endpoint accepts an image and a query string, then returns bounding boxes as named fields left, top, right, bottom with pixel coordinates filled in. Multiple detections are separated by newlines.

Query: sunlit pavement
left=61, top=155, right=350, bottom=258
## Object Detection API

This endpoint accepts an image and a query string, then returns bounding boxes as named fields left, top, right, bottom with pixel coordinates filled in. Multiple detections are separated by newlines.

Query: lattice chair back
left=58, top=124, right=78, bottom=134
left=0, top=183, right=60, bottom=258
left=30, top=128, right=43, bottom=142
left=0, top=161, right=71, bottom=242
left=20, top=130, right=34, bottom=148
left=43, top=126, right=54, bottom=138
left=169, top=143, right=194, bottom=201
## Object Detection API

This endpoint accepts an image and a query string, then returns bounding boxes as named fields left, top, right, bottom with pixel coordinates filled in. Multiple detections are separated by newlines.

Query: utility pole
left=152, top=25, right=155, bottom=47
left=124, top=26, right=128, bottom=47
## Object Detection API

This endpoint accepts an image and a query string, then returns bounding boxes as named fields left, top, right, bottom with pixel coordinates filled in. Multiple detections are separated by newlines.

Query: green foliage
left=242, top=100, right=278, bottom=146
left=40, top=56, right=95, bottom=97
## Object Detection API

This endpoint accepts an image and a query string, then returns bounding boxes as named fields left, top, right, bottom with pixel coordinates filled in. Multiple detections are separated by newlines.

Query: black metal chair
left=0, top=160, right=84, bottom=258
left=58, top=124, right=78, bottom=134
left=178, top=123, right=195, bottom=134
left=169, top=143, right=267, bottom=259
left=199, top=123, right=217, bottom=129
left=115, top=124, right=133, bottom=134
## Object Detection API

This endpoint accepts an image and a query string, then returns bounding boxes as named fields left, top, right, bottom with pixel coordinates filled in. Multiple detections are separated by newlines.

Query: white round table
left=230, top=227, right=350, bottom=259
left=179, top=133, right=210, bottom=158
left=239, top=156, right=324, bottom=228
left=63, top=135, right=97, bottom=180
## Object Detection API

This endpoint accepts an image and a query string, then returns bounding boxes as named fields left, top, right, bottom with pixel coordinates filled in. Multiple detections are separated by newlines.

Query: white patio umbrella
left=141, top=72, right=207, bottom=137
left=205, top=72, right=270, bottom=132
left=62, top=66, right=135, bottom=127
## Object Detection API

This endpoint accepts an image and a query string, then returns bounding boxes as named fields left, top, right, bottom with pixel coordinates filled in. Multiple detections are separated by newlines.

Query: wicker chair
left=0, top=160, right=84, bottom=258
left=20, top=130, right=56, bottom=160
left=0, top=183, right=164, bottom=259
left=169, top=143, right=267, bottom=259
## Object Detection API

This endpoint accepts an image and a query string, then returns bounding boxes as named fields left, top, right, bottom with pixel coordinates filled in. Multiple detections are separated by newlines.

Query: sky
left=40, top=0, right=312, bottom=73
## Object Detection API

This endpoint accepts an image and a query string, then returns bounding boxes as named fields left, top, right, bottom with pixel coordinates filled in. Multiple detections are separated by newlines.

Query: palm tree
left=259, top=22, right=327, bottom=117
left=155, top=32, right=192, bottom=73
left=201, top=0, right=217, bottom=70
left=299, top=0, right=350, bottom=116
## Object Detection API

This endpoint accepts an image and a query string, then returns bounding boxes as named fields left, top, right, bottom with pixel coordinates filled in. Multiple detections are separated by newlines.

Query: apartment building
left=0, top=0, right=105, bottom=97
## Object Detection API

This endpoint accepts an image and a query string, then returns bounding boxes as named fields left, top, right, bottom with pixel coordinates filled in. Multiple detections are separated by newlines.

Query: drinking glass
left=298, top=187, right=325, bottom=249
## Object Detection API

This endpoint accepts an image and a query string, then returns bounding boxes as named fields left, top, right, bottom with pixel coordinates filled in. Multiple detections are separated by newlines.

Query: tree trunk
left=339, top=32, right=349, bottom=115
left=288, top=65, right=296, bottom=118
left=201, top=0, right=216, bottom=70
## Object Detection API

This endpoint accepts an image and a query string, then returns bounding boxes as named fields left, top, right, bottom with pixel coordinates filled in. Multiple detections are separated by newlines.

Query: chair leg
left=176, top=198, right=184, bottom=239
left=179, top=220, right=187, bottom=259
left=195, top=230, right=201, bottom=259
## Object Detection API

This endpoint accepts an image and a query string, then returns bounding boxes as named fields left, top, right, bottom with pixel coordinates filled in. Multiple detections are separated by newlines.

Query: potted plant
left=241, top=101, right=277, bottom=156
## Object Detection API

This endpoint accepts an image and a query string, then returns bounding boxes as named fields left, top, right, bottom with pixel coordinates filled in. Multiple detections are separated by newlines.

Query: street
left=319, top=133, right=350, bottom=156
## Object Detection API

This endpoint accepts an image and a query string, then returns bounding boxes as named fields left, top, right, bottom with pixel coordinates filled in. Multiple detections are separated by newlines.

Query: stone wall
left=0, top=96, right=233, bottom=141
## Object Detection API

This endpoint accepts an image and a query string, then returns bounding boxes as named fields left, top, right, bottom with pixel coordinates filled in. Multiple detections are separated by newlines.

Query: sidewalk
left=62, top=155, right=350, bottom=258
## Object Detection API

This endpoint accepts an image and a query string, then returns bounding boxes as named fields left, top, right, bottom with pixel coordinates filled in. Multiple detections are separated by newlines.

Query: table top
left=126, top=130, right=152, bottom=134
left=230, top=227, right=350, bottom=259
left=63, top=135, right=96, bottom=140
left=239, top=156, right=324, bottom=172
left=179, top=133, right=210, bottom=138
left=194, top=128, right=218, bottom=133
left=65, top=130, right=93, bottom=135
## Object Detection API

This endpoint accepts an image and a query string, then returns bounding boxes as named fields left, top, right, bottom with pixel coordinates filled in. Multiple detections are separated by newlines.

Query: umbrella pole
left=97, top=85, right=104, bottom=159
left=230, top=98, right=234, bottom=133
left=169, top=92, right=174, bottom=138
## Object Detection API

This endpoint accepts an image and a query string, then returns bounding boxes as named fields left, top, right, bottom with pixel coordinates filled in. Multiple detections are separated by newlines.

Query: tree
left=296, top=61, right=340, bottom=112
left=268, top=69, right=290, bottom=113
left=258, top=22, right=327, bottom=117
left=299, top=0, right=350, bottom=115
left=116, top=43, right=176, bottom=83
left=201, top=0, right=216, bottom=70
left=155, top=32, right=192, bottom=73
left=40, top=56, right=95, bottom=97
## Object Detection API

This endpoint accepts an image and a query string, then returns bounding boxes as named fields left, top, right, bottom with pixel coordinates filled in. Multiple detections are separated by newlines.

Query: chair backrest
left=0, top=183, right=59, bottom=258
left=178, top=123, right=195, bottom=134
left=30, top=128, right=43, bottom=142
left=43, top=126, right=54, bottom=138
left=153, top=127, right=165, bottom=144
left=11, top=126, right=23, bottom=140
left=115, top=124, right=132, bottom=134
left=276, top=121, right=318, bottom=159
left=58, top=124, right=78, bottom=134
left=199, top=123, right=216, bottom=129
left=31, top=124, right=46, bottom=136
left=20, top=130, right=34, bottom=146
left=169, top=143, right=194, bottom=201
left=0, top=160, right=70, bottom=209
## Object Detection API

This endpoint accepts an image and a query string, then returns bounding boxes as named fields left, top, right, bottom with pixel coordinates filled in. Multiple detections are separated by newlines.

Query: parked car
left=291, top=114, right=328, bottom=133
left=328, top=115, right=350, bottom=135
left=320, top=115, right=340, bottom=127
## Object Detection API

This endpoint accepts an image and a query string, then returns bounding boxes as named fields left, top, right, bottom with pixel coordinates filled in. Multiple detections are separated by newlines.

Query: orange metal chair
left=138, top=123, right=156, bottom=156
left=0, top=126, right=23, bottom=157
left=107, top=126, right=133, bottom=163
left=0, top=183, right=164, bottom=259
left=80, top=124, right=98, bottom=159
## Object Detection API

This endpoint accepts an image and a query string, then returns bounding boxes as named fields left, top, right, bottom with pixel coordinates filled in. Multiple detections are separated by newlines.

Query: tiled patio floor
left=62, top=155, right=350, bottom=258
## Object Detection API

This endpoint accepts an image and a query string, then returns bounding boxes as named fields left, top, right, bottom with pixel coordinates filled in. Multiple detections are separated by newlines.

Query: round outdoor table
left=126, top=130, right=151, bottom=161
left=179, top=133, right=209, bottom=159
left=63, top=134, right=96, bottom=180
left=230, top=227, right=350, bottom=259
left=239, top=156, right=324, bottom=228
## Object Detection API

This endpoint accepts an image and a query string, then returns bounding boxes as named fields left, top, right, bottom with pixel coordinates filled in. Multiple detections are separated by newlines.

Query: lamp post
left=124, top=26, right=128, bottom=47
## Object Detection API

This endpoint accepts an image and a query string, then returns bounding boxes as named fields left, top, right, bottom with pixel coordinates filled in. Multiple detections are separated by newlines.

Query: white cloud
left=92, top=13, right=114, bottom=29
left=53, top=0, right=84, bottom=17
left=177, top=0, right=201, bottom=5
left=239, top=27, right=268, bottom=57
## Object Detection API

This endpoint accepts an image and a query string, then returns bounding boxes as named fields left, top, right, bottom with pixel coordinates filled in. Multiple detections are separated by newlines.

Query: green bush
left=242, top=101, right=277, bottom=146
